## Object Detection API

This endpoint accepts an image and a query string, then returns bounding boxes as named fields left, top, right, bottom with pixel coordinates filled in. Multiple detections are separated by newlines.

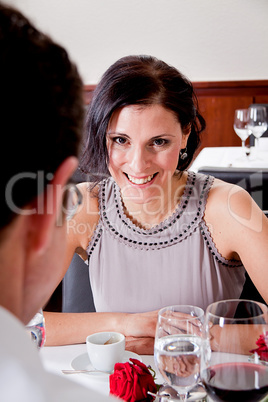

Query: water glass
left=248, top=106, right=267, bottom=160
left=154, top=305, right=204, bottom=401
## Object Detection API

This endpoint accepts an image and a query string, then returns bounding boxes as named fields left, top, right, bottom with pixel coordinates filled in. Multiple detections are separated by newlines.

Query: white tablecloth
left=40, top=345, right=267, bottom=401
left=40, top=344, right=157, bottom=396
left=190, top=146, right=268, bottom=173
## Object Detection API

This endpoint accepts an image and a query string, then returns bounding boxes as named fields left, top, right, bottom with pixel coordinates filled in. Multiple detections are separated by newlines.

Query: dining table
left=40, top=344, right=268, bottom=401
left=190, top=146, right=268, bottom=173
left=40, top=343, right=157, bottom=397
left=40, top=344, right=210, bottom=401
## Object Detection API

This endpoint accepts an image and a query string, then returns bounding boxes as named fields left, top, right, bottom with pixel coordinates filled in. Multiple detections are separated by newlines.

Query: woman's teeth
left=127, top=174, right=155, bottom=185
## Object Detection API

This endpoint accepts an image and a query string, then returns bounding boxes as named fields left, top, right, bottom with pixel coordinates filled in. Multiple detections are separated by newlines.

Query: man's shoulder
left=0, top=307, right=115, bottom=401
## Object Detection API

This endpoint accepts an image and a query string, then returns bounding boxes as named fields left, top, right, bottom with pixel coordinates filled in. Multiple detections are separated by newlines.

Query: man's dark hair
left=0, top=3, right=84, bottom=227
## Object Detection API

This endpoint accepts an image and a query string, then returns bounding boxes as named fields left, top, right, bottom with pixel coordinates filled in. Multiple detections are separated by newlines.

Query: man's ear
left=29, top=156, right=78, bottom=254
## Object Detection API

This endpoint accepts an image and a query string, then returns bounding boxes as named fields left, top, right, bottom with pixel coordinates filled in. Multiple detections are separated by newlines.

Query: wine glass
left=201, top=299, right=268, bottom=402
left=233, top=109, right=250, bottom=160
left=26, top=308, right=46, bottom=349
left=154, top=305, right=204, bottom=401
left=248, top=106, right=268, bottom=159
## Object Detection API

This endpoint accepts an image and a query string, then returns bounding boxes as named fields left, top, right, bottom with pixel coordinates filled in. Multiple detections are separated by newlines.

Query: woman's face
left=106, top=104, right=190, bottom=206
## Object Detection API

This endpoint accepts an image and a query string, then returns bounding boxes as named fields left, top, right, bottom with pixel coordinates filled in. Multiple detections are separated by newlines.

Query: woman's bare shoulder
left=67, top=182, right=100, bottom=253
left=77, top=181, right=100, bottom=224
left=208, top=177, right=253, bottom=209
left=203, top=177, right=264, bottom=260
left=205, top=177, right=264, bottom=234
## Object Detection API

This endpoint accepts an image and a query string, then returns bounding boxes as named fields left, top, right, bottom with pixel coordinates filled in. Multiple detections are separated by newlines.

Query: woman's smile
left=124, top=172, right=158, bottom=186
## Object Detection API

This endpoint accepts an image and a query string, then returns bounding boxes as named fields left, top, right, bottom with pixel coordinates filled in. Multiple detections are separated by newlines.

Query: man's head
left=0, top=3, right=84, bottom=228
left=0, top=4, right=84, bottom=322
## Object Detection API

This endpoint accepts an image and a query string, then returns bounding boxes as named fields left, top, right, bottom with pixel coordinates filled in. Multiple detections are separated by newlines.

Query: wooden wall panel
left=255, top=95, right=268, bottom=104
left=197, top=96, right=252, bottom=150
left=83, top=84, right=95, bottom=105
left=193, top=80, right=268, bottom=154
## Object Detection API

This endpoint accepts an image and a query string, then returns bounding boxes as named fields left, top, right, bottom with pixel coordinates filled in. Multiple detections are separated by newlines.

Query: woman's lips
left=124, top=172, right=158, bottom=185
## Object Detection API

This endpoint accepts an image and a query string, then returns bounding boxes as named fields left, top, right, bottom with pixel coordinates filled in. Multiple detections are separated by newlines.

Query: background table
left=190, top=146, right=268, bottom=173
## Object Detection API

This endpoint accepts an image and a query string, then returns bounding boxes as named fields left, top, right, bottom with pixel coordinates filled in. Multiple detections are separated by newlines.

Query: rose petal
left=250, top=332, right=268, bottom=362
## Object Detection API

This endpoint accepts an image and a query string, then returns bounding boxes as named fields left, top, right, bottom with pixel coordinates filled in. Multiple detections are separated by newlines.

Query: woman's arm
left=64, top=182, right=99, bottom=266
left=44, top=310, right=158, bottom=354
left=205, top=179, right=268, bottom=304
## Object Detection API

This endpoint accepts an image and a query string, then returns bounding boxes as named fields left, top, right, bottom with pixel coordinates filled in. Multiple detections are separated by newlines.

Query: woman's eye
left=114, top=137, right=127, bottom=145
left=153, top=138, right=168, bottom=146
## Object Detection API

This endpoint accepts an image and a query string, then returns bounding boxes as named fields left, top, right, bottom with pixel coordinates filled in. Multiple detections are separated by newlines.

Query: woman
left=45, top=55, right=268, bottom=353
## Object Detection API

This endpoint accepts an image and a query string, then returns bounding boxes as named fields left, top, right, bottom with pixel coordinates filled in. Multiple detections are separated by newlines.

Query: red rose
left=109, top=358, right=157, bottom=401
left=250, top=331, right=268, bottom=362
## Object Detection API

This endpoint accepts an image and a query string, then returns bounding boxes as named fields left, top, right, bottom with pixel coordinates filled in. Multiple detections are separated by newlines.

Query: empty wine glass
left=154, top=305, right=204, bottom=401
left=248, top=106, right=268, bottom=160
left=201, top=299, right=268, bottom=402
left=233, top=109, right=250, bottom=161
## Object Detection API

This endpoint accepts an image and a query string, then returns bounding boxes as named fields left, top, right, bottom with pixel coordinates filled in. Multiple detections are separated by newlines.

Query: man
left=0, top=3, right=114, bottom=401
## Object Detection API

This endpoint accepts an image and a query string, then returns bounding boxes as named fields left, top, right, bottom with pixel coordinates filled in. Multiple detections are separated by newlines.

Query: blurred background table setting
left=190, top=145, right=268, bottom=172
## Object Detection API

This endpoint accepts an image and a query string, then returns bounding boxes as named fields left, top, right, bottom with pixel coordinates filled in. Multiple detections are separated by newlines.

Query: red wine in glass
left=202, top=362, right=268, bottom=402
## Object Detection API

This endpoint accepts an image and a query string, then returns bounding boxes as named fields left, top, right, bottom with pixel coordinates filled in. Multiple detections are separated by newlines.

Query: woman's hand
left=125, top=336, right=154, bottom=355
left=159, top=311, right=203, bottom=338
left=120, top=310, right=158, bottom=354
left=159, top=354, right=200, bottom=380
left=123, top=310, right=159, bottom=338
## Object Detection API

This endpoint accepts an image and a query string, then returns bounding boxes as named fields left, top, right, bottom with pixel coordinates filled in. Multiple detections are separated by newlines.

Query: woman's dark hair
left=81, top=55, right=205, bottom=182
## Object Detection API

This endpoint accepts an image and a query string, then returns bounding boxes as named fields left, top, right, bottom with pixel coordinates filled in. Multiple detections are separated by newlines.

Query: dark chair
left=44, top=168, right=93, bottom=313
left=198, top=166, right=268, bottom=215
left=62, top=253, right=95, bottom=313
left=198, top=165, right=268, bottom=305
left=59, top=167, right=97, bottom=313
left=248, top=104, right=268, bottom=147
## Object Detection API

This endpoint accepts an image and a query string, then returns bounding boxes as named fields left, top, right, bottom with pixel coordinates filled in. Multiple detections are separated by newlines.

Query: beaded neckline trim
left=97, top=171, right=208, bottom=250
left=111, top=171, right=196, bottom=235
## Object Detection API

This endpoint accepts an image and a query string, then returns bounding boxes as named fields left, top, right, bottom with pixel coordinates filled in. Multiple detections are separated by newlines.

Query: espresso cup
left=86, top=331, right=125, bottom=372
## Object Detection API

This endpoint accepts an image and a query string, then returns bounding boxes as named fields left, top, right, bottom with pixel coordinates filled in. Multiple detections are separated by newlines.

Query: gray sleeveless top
left=86, top=171, right=245, bottom=313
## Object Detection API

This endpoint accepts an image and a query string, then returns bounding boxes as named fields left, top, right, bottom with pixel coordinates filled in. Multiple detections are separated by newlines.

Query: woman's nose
left=128, top=146, right=150, bottom=173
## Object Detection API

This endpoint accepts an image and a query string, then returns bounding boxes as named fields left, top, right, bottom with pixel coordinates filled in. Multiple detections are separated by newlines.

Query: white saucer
left=71, top=351, right=142, bottom=379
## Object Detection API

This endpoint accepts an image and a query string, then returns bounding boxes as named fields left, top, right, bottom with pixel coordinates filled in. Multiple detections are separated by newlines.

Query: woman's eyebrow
left=107, top=131, right=129, bottom=137
left=107, top=132, right=175, bottom=138
left=151, top=134, right=176, bottom=138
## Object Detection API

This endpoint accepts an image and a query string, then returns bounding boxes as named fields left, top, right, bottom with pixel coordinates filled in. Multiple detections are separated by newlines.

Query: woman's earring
left=180, top=147, right=188, bottom=160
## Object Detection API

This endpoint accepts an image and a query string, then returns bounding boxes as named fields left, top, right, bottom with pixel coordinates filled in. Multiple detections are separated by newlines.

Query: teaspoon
left=62, top=369, right=111, bottom=374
